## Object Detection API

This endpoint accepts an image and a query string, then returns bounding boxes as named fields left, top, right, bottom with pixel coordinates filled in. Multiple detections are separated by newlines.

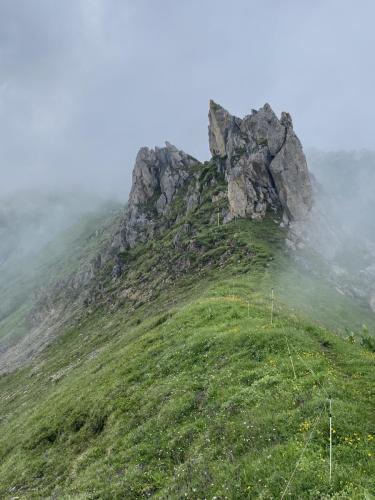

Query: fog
left=1, top=0, right=375, bottom=327
left=1, top=0, right=375, bottom=199
left=0, top=189, right=116, bottom=267
left=307, top=150, right=375, bottom=248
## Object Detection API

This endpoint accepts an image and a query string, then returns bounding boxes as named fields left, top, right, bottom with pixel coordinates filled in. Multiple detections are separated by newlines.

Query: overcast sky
left=1, top=0, right=375, bottom=200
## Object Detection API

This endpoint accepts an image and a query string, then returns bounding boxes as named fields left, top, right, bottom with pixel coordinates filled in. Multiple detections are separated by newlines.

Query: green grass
left=0, top=203, right=121, bottom=345
left=0, top=212, right=375, bottom=498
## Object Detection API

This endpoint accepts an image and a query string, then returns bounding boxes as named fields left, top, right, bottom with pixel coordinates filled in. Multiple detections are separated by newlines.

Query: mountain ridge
left=0, top=101, right=371, bottom=373
left=113, top=100, right=313, bottom=258
left=0, top=104, right=375, bottom=497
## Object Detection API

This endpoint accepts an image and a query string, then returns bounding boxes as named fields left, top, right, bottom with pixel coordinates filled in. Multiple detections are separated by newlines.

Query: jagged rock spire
left=129, top=142, right=198, bottom=212
left=115, top=100, right=313, bottom=251
left=208, top=100, right=312, bottom=222
left=120, top=142, right=199, bottom=248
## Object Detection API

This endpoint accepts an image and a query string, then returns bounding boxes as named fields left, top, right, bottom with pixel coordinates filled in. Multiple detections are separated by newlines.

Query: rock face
left=116, top=100, right=313, bottom=250
left=208, top=100, right=313, bottom=222
left=118, top=142, right=199, bottom=248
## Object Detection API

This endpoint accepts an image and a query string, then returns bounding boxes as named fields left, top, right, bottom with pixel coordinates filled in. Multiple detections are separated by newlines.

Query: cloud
left=1, top=0, right=375, bottom=199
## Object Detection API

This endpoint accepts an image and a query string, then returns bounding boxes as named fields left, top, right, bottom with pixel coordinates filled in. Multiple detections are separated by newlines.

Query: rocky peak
left=116, top=100, right=313, bottom=252
left=118, top=142, right=199, bottom=248
left=129, top=142, right=197, bottom=212
left=208, top=100, right=312, bottom=222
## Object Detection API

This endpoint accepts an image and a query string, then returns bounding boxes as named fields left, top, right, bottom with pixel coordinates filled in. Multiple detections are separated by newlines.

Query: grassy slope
left=0, top=203, right=121, bottom=346
left=0, top=211, right=375, bottom=498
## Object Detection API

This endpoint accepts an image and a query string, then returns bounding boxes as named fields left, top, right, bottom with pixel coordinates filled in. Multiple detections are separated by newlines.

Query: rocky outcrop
left=208, top=100, right=313, bottom=223
left=128, top=142, right=198, bottom=214
left=115, top=100, right=313, bottom=251
left=0, top=100, right=317, bottom=374
left=118, top=142, right=199, bottom=248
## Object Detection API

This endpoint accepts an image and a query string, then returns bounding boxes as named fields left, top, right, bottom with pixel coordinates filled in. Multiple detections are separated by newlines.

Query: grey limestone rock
left=116, top=99, right=313, bottom=252
left=120, top=142, right=199, bottom=248
left=208, top=100, right=313, bottom=223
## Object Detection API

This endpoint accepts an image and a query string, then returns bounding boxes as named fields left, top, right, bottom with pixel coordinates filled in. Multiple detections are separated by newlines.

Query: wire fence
left=220, top=281, right=334, bottom=495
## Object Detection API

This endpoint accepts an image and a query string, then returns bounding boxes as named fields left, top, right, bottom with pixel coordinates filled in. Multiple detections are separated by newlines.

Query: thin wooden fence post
left=329, top=396, right=333, bottom=482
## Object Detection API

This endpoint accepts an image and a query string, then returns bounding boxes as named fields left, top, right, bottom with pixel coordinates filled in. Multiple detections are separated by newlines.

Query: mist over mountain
left=0, top=99, right=375, bottom=497
left=0, top=189, right=121, bottom=354
left=307, top=150, right=375, bottom=244
left=0, top=189, right=116, bottom=266
left=2, top=0, right=375, bottom=198
left=1, top=2, right=375, bottom=498
left=2, top=105, right=375, bottom=367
